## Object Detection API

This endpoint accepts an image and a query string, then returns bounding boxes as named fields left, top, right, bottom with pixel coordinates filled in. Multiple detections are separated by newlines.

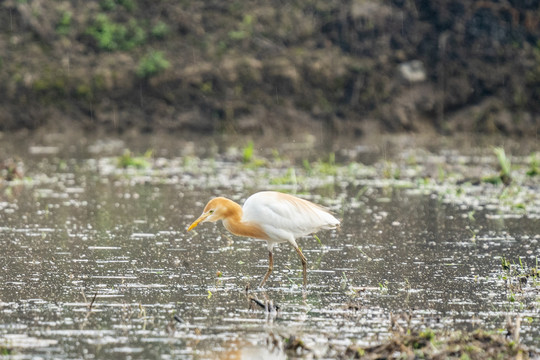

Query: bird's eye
left=209, top=210, right=215, bottom=214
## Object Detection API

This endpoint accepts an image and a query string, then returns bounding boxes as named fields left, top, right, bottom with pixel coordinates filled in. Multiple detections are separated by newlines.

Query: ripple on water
left=0, top=142, right=539, bottom=358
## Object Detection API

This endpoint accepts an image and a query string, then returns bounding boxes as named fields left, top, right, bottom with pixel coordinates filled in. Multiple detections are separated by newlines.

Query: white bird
left=187, top=191, right=340, bottom=287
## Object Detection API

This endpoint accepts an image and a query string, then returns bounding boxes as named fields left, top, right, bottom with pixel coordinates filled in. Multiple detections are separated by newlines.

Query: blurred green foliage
left=56, top=11, right=72, bottom=36
left=86, top=14, right=145, bottom=51
left=136, top=51, right=170, bottom=78
left=151, top=21, right=170, bottom=39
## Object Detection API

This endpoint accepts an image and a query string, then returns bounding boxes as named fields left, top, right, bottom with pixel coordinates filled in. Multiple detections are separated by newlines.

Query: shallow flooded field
left=1, top=134, right=539, bottom=358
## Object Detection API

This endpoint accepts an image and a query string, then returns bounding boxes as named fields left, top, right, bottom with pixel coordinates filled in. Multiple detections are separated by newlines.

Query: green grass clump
left=482, top=147, right=512, bottom=185
left=494, top=147, right=511, bottom=177
left=481, top=175, right=504, bottom=185
left=117, top=149, right=152, bottom=169
left=499, top=256, right=539, bottom=305
left=382, top=160, right=401, bottom=179
left=100, top=0, right=135, bottom=11
left=0, top=345, right=13, bottom=355
left=526, top=153, right=539, bottom=176
left=136, top=51, right=170, bottom=78
left=302, top=158, right=312, bottom=173
left=312, top=153, right=337, bottom=176
left=270, top=168, right=297, bottom=185
left=241, top=141, right=266, bottom=168
left=1, top=159, right=24, bottom=181
left=100, top=0, right=117, bottom=11
left=343, top=329, right=536, bottom=359
left=500, top=256, right=539, bottom=283
left=228, top=14, right=254, bottom=41
left=86, top=14, right=146, bottom=51
left=56, top=11, right=72, bottom=36
left=119, top=0, right=135, bottom=11
left=242, top=141, right=254, bottom=163
left=151, top=21, right=170, bottom=39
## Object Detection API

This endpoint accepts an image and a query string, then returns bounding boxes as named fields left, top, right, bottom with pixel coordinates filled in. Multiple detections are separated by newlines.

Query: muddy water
left=0, top=135, right=538, bottom=358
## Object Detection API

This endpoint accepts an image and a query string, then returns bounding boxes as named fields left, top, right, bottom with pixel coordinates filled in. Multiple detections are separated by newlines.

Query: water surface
left=1, top=134, right=538, bottom=358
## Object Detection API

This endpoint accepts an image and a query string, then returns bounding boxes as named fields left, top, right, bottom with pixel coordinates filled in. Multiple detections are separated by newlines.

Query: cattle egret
left=187, top=191, right=340, bottom=287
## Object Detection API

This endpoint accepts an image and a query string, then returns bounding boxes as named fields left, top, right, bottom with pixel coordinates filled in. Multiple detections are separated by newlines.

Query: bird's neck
left=221, top=202, right=268, bottom=240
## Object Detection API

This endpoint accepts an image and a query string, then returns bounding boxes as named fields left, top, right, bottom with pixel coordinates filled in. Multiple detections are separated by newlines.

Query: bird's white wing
left=242, top=191, right=339, bottom=241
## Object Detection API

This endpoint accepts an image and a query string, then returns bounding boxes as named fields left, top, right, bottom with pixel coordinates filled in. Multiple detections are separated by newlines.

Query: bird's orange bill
left=187, top=213, right=209, bottom=231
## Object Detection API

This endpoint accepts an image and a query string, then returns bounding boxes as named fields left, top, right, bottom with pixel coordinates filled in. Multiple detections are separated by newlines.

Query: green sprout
left=482, top=147, right=512, bottom=185
left=242, top=141, right=254, bottom=163
left=526, top=153, right=539, bottom=176
left=117, top=149, right=152, bottom=169
left=241, top=141, right=266, bottom=168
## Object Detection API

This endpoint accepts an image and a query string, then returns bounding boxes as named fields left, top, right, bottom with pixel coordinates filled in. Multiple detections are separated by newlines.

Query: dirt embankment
left=0, top=0, right=539, bottom=136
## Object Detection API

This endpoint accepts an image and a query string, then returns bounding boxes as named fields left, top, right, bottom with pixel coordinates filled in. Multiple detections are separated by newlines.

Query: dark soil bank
left=1, top=0, right=539, bottom=136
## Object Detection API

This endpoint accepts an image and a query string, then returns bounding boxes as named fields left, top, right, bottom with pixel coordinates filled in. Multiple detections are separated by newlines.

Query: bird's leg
left=259, top=250, right=274, bottom=287
left=294, top=246, right=308, bottom=287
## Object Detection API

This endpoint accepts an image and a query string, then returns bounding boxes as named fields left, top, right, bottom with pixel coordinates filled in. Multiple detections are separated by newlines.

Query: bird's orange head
left=187, top=197, right=238, bottom=231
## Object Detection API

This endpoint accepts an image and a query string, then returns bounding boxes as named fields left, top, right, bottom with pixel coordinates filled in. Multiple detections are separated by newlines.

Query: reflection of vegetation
left=117, top=149, right=152, bottom=169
